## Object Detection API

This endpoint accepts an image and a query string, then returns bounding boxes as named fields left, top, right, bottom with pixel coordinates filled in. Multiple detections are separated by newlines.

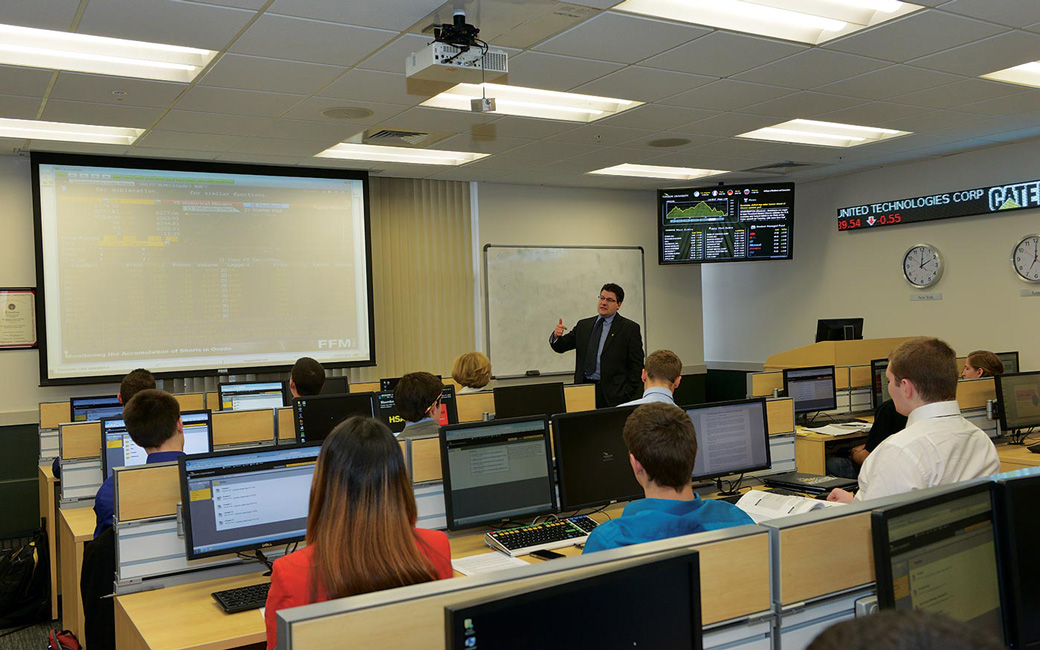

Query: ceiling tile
left=320, top=70, right=443, bottom=107
left=172, top=86, right=306, bottom=118
left=230, top=14, right=397, bottom=67
left=892, top=78, right=1026, bottom=109
left=668, top=112, right=787, bottom=137
left=0, top=137, right=27, bottom=154
left=154, top=110, right=273, bottom=136
left=257, top=119, right=365, bottom=142
left=50, top=73, right=187, bottom=108
left=980, top=124, right=1040, bottom=143
left=740, top=92, right=864, bottom=119
left=27, top=141, right=130, bottom=156
left=282, top=97, right=407, bottom=125
left=594, top=104, right=717, bottom=130
left=917, top=115, right=1036, bottom=139
left=940, top=0, right=1040, bottom=27
left=471, top=116, right=578, bottom=140
left=910, top=31, right=1040, bottom=76
left=229, top=137, right=329, bottom=156
left=548, top=146, right=659, bottom=168
left=268, top=0, right=446, bottom=30
left=661, top=79, right=794, bottom=112
left=959, top=92, right=1040, bottom=116
left=460, top=155, right=544, bottom=172
left=0, top=66, right=57, bottom=98
left=136, top=131, right=244, bottom=152
left=734, top=49, right=888, bottom=90
left=199, top=54, right=345, bottom=95
left=126, top=147, right=221, bottom=160
left=856, top=133, right=959, bottom=154
left=434, top=133, right=533, bottom=155
left=39, top=100, right=162, bottom=128
left=499, top=139, right=600, bottom=160
left=215, top=152, right=307, bottom=166
left=642, top=31, right=806, bottom=77
left=427, top=168, right=512, bottom=182
left=879, top=110, right=992, bottom=133
left=572, top=66, right=715, bottom=103
left=380, top=106, right=497, bottom=133
left=0, top=1, right=81, bottom=30
left=637, top=151, right=768, bottom=172
left=192, top=0, right=269, bottom=9
left=77, top=0, right=256, bottom=50
left=357, top=34, right=431, bottom=74
left=621, top=133, right=720, bottom=151
left=552, top=123, right=656, bottom=146
left=824, top=11, right=1005, bottom=62
left=503, top=52, right=623, bottom=92
left=0, top=93, right=43, bottom=119
left=813, top=101, right=931, bottom=124
left=815, top=65, right=962, bottom=100
left=534, top=12, right=706, bottom=64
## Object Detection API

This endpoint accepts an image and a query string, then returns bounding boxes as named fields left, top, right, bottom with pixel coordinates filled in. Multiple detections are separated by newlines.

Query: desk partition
left=211, top=408, right=276, bottom=446
left=58, top=421, right=103, bottom=503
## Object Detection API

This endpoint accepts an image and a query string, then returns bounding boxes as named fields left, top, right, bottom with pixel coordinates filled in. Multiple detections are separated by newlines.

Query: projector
left=406, top=41, right=507, bottom=83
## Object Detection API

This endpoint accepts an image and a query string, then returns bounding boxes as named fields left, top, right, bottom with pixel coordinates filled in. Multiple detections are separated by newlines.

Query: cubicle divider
left=58, top=421, right=103, bottom=504
left=750, top=366, right=872, bottom=415
left=39, top=401, right=70, bottom=462
left=211, top=408, right=277, bottom=446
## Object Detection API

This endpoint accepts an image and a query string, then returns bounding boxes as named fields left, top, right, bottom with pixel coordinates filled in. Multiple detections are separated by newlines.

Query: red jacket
left=264, top=529, right=452, bottom=649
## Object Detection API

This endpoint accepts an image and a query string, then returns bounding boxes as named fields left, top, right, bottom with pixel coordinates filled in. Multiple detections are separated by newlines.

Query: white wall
left=703, top=138, right=1040, bottom=370
left=477, top=182, right=705, bottom=372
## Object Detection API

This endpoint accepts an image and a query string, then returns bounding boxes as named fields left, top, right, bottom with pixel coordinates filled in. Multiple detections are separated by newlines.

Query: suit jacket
left=550, top=313, right=644, bottom=406
left=264, top=529, right=453, bottom=650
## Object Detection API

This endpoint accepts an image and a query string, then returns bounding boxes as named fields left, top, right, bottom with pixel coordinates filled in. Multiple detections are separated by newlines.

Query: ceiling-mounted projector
left=406, top=11, right=507, bottom=83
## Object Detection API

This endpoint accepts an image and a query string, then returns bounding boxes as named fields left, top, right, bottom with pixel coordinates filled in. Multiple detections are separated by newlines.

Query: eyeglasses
left=597, top=295, right=618, bottom=303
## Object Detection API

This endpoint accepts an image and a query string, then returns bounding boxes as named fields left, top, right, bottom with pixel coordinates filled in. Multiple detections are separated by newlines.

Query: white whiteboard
left=484, top=246, right=646, bottom=378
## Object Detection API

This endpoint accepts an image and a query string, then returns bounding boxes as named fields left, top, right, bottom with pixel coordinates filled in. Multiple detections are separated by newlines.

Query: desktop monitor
left=217, top=381, right=288, bottom=411
left=688, top=398, right=771, bottom=481
left=293, top=393, right=375, bottom=444
left=319, top=376, right=349, bottom=395
left=101, top=410, right=213, bottom=479
left=440, top=416, right=556, bottom=530
left=446, top=550, right=703, bottom=650
left=492, top=382, right=566, bottom=419
left=380, top=375, right=441, bottom=392
left=552, top=405, right=641, bottom=511
left=375, top=386, right=458, bottom=435
left=872, top=482, right=1004, bottom=643
left=815, top=318, right=863, bottom=342
left=996, top=351, right=1020, bottom=375
left=673, top=373, right=707, bottom=408
left=995, top=371, right=1040, bottom=432
left=994, top=474, right=1040, bottom=650
left=783, top=365, right=838, bottom=415
left=179, top=444, right=320, bottom=560
left=871, top=358, right=892, bottom=411
left=70, top=395, right=123, bottom=422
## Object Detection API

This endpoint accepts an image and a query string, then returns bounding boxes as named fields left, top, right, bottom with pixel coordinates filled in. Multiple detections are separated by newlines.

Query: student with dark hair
left=550, top=282, right=644, bottom=408
left=92, top=389, right=183, bottom=539
left=264, top=417, right=451, bottom=649
left=620, top=349, right=683, bottom=407
left=393, top=372, right=444, bottom=439
left=583, top=402, right=752, bottom=553
left=290, top=357, right=326, bottom=398
left=961, top=350, right=1005, bottom=379
left=807, top=610, right=1005, bottom=650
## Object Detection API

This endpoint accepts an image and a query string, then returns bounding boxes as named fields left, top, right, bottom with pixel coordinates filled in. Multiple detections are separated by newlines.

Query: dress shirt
left=618, top=386, right=676, bottom=407
left=93, top=450, right=184, bottom=539
left=397, top=417, right=439, bottom=440
left=582, top=495, right=753, bottom=553
left=855, top=400, right=1000, bottom=501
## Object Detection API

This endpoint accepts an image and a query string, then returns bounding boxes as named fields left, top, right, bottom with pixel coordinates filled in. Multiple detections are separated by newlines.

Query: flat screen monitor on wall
left=658, top=182, right=793, bottom=264
left=32, top=152, right=374, bottom=385
left=815, top=318, right=864, bottom=342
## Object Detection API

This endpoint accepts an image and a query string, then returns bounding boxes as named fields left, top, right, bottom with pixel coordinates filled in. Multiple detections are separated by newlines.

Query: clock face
left=1012, top=234, right=1040, bottom=283
left=903, top=244, right=943, bottom=288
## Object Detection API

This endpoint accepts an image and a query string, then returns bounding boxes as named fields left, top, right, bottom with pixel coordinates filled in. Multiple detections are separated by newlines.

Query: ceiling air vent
left=364, top=129, right=434, bottom=146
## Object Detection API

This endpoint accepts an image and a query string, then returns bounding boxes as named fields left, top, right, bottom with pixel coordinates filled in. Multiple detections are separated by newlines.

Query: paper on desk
left=452, top=552, right=528, bottom=576
left=806, top=423, right=870, bottom=436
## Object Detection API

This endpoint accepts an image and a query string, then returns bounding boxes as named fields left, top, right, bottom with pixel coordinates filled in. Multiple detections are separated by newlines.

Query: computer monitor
left=995, top=371, right=1040, bottom=432
left=673, top=373, right=707, bottom=408
left=374, top=386, right=458, bottom=435
left=179, top=444, right=320, bottom=561
left=380, top=375, right=441, bottom=392
left=552, top=405, right=641, bottom=511
left=440, top=416, right=556, bottom=530
left=994, top=474, right=1040, bottom=650
left=815, top=318, right=863, bottom=342
left=871, top=482, right=1004, bottom=643
left=446, top=550, right=703, bottom=650
left=996, top=351, right=1020, bottom=375
left=783, top=365, right=838, bottom=415
left=688, top=398, right=771, bottom=482
left=492, top=382, right=566, bottom=419
left=70, top=395, right=123, bottom=422
left=319, top=376, right=349, bottom=395
left=217, top=381, right=288, bottom=411
left=871, top=358, right=891, bottom=411
left=293, top=393, right=375, bottom=444
left=101, top=410, right=213, bottom=479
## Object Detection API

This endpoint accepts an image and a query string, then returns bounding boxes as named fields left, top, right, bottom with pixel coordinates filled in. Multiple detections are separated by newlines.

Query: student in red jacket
left=264, top=417, right=452, bottom=649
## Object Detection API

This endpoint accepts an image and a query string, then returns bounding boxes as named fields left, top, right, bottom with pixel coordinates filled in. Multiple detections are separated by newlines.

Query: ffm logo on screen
left=318, top=339, right=352, bottom=349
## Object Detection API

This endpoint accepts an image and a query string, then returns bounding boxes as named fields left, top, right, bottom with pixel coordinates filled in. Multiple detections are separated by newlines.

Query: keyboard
left=485, top=516, right=600, bottom=556
left=212, top=582, right=271, bottom=614
left=828, top=416, right=867, bottom=425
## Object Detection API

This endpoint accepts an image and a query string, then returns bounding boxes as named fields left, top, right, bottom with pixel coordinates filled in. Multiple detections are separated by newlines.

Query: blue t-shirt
left=582, top=496, right=754, bottom=554
left=93, top=450, right=184, bottom=539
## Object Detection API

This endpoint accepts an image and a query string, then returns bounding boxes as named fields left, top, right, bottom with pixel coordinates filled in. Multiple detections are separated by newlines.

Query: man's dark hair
left=292, top=357, right=326, bottom=396
left=123, top=389, right=181, bottom=450
left=807, top=610, right=1005, bottom=650
left=623, top=402, right=697, bottom=490
left=394, top=372, right=444, bottom=422
left=601, top=283, right=625, bottom=305
left=120, top=368, right=156, bottom=404
left=889, top=337, right=958, bottom=403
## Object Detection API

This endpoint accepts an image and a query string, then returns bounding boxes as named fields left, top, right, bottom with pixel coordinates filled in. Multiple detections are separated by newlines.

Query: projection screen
left=32, top=153, right=374, bottom=385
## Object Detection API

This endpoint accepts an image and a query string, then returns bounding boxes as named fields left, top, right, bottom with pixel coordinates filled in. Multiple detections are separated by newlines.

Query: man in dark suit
left=549, top=283, right=644, bottom=408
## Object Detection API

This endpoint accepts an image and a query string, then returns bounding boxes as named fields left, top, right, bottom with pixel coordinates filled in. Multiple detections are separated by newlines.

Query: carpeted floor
left=0, top=619, right=61, bottom=650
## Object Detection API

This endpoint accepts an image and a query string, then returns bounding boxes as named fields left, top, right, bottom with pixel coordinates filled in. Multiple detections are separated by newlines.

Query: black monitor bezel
left=375, top=385, right=459, bottom=434
left=551, top=404, right=642, bottom=511
left=69, top=394, right=122, bottom=421
left=814, top=318, right=864, bottom=343
left=439, top=415, right=557, bottom=531
left=688, top=397, right=772, bottom=481
left=492, top=382, right=567, bottom=420
left=995, top=371, right=1040, bottom=432
left=216, top=380, right=289, bottom=411
left=994, top=473, right=1040, bottom=649
left=870, top=357, right=890, bottom=411
left=380, top=375, right=441, bottom=392
left=995, top=351, right=1020, bottom=375
left=782, top=365, right=838, bottom=414
left=318, top=376, right=350, bottom=395
left=101, top=409, right=213, bottom=479
left=292, top=392, right=375, bottom=444
left=178, top=442, right=321, bottom=561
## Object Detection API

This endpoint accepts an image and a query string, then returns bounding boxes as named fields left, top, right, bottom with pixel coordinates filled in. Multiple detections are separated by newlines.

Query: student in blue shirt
left=93, top=389, right=185, bottom=539
left=583, top=402, right=753, bottom=553
left=619, top=349, right=683, bottom=407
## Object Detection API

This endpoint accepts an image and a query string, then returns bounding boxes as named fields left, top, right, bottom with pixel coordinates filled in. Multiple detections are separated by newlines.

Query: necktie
left=583, top=317, right=603, bottom=378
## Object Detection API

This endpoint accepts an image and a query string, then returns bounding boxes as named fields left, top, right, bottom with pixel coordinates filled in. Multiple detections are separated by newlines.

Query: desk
left=59, top=507, right=96, bottom=639
left=794, top=428, right=869, bottom=475
left=38, top=465, right=60, bottom=620
left=997, top=443, right=1040, bottom=473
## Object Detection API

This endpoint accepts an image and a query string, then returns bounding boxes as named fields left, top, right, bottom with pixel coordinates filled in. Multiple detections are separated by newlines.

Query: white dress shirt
left=618, top=386, right=676, bottom=407
left=855, top=400, right=1000, bottom=501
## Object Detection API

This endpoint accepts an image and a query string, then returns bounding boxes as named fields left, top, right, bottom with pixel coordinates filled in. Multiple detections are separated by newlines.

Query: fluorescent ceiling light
left=422, top=83, right=642, bottom=123
left=589, top=164, right=728, bottom=181
left=316, top=143, right=489, bottom=166
left=982, top=61, right=1040, bottom=89
left=738, top=119, right=910, bottom=147
left=0, top=23, right=216, bottom=82
left=613, top=0, right=922, bottom=45
left=0, top=118, right=143, bottom=145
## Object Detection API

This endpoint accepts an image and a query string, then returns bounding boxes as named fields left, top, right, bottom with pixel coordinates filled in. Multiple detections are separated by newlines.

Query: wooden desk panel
left=767, top=399, right=794, bottom=435
left=777, top=512, right=874, bottom=605
left=751, top=373, right=782, bottom=398
left=849, top=365, right=871, bottom=389
left=40, top=402, right=71, bottom=430
left=60, top=421, right=102, bottom=460
left=410, top=437, right=443, bottom=483
left=352, top=382, right=380, bottom=394
left=957, top=377, right=995, bottom=410
left=206, top=392, right=220, bottom=410
left=175, top=393, right=206, bottom=412
left=997, top=444, right=1040, bottom=473
left=277, top=407, right=295, bottom=441
left=212, top=410, right=275, bottom=446
left=59, top=507, right=97, bottom=640
left=456, top=392, right=494, bottom=423
left=564, top=384, right=595, bottom=412
left=39, top=465, right=60, bottom=619
left=794, top=429, right=869, bottom=475
left=116, top=464, right=180, bottom=522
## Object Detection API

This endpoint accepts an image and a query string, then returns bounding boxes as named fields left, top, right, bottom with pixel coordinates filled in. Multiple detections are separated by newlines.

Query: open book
left=735, top=489, right=842, bottom=523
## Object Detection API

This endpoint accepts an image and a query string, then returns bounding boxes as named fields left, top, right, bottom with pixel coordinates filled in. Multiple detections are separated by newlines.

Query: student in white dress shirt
left=619, top=350, right=683, bottom=407
left=828, top=337, right=1000, bottom=503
